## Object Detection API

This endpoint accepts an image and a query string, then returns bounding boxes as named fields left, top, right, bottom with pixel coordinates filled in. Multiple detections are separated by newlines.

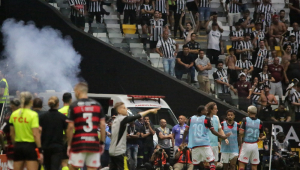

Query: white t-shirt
left=207, top=20, right=223, bottom=31
left=208, top=30, right=221, bottom=51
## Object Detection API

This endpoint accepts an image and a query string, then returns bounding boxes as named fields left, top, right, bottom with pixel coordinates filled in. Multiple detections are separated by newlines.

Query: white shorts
left=69, top=152, right=101, bottom=168
left=191, top=146, right=215, bottom=164
left=8, top=160, right=13, bottom=170
left=228, top=13, right=240, bottom=26
left=221, top=153, right=239, bottom=163
left=238, top=143, right=260, bottom=164
left=211, top=146, right=219, bottom=162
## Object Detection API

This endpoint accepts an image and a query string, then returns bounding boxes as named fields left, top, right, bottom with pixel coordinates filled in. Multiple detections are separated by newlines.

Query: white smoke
left=1, top=19, right=82, bottom=93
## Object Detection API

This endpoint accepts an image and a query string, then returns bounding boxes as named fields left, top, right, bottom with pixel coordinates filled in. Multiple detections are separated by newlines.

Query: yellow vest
left=0, top=78, right=9, bottom=104
left=58, top=105, right=69, bottom=116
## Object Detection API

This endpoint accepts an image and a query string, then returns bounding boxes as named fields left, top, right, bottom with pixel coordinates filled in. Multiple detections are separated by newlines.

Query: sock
left=62, top=166, right=69, bottom=170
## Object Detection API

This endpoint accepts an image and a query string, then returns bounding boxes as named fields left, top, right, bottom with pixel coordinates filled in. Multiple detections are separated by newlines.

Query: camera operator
left=145, top=145, right=171, bottom=170
left=173, top=143, right=193, bottom=170
left=273, top=132, right=294, bottom=170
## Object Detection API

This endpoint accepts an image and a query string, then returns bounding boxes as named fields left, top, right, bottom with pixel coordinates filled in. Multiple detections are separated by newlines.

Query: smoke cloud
left=1, top=19, right=82, bottom=93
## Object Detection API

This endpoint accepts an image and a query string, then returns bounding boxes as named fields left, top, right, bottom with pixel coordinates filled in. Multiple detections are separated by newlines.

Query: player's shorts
left=7, top=160, right=13, bottom=170
left=211, top=146, right=219, bottom=162
left=221, top=153, right=239, bottom=163
left=13, top=142, right=37, bottom=161
left=238, top=142, right=260, bottom=164
left=69, top=152, right=100, bottom=168
left=191, top=146, right=215, bottom=164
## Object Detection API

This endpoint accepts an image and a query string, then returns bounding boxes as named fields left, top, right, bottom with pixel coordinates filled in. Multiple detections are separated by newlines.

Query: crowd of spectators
left=65, top=0, right=300, bottom=123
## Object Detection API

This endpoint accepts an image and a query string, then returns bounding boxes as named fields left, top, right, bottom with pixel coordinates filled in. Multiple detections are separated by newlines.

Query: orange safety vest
left=177, top=149, right=192, bottom=164
left=154, top=153, right=166, bottom=166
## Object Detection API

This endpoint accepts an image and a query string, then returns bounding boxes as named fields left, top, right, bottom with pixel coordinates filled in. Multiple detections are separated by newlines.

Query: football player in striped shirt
left=66, top=82, right=106, bottom=170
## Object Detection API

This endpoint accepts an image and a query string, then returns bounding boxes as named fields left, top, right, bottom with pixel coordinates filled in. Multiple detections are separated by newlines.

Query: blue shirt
left=172, top=123, right=188, bottom=146
left=105, top=125, right=111, bottom=150
left=188, top=115, right=212, bottom=148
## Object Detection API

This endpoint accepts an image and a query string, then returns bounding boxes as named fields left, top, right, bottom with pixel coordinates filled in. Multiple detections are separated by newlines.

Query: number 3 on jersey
left=83, top=113, right=93, bottom=132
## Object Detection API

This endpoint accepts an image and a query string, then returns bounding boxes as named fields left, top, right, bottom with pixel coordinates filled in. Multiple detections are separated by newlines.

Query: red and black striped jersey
left=2, top=115, right=13, bottom=159
left=68, top=98, right=105, bottom=153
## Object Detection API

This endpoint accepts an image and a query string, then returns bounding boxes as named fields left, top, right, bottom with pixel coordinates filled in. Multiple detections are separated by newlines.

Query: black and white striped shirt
left=257, top=3, right=273, bottom=24
left=156, top=38, right=176, bottom=58
left=238, top=40, right=253, bottom=59
left=69, top=0, right=86, bottom=17
left=150, top=19, right=164, bottom=41
left=175, top=0, right=185, bottom=14
left=235, top=59, right=253, bottom=70
left=254, top=48, right=268, bottom=69
left=199, top=0, right=210, bottom=7
left=124, top=0, right=137, bottom=10
left=183, top=30, right=189, bottom=39
left=155, top=0, right=167, bottom=13
left=213, top=69, right=229, bottom=93
left=226, top=0, right=241, bottom=13
left=251, top=31, right=265, bottom=48
left=238, top=18, right=255, bottom=34
left=141, top=4, right=153, bottom=17
left=287, top=30, right=300, bottom=44
left=258, top=72, right=272, bottom=88
left=230, top=30, right=244, bottom=49
left=251, top=86, right=261, bottom=101
left=88, top=1, right=101, bottom=12
left=292, top=91, right=300, bottom=112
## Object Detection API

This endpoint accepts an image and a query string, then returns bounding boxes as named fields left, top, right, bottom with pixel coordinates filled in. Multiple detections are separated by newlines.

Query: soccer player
left=59, top=92, right=72, bottom=170
left=238, top=106, right=265, bottom=170
left=182, top=105, right=230, bottom=170
left=206, top=102, right=225, bottom=164
left=109, top=102, right=159, bottom=170
left=66, top=82, right=106, bottom=170
left=220, top=110, right=240, bottom=170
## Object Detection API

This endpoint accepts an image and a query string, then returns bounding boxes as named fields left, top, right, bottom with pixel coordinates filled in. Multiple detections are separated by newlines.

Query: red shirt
left=233, top=81, right=251, bottom=98
left=268, top=64, right=284, bottom=82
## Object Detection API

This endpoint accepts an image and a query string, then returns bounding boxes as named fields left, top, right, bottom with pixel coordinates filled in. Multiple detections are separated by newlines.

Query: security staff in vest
left=0, top=71, right=9, bottom=114
left=173, top=143, right=193, bottom=170
left=9, top=91, right=43, bottom=170
left=58, top=92, right=72, bottom=170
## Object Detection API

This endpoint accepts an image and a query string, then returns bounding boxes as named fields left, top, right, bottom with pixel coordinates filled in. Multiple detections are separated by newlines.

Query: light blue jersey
left=208, top=115, right=219, bottom=147
left=244, top=117, right=261, bottom=143
left=221, top=121, right=239, bottom=153
left=188, top=115, right=210, bottom=148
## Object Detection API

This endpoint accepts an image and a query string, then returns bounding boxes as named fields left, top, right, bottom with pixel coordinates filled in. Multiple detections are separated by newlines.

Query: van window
left=127, top=107, right=177, bottom=129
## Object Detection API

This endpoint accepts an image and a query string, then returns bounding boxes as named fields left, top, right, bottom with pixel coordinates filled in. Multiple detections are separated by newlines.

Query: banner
left=264, top=122, right=300, bottom=160
left=0, top=154, right=7, bottom=170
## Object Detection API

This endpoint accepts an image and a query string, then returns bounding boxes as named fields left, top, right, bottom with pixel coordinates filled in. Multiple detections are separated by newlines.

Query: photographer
left=145, top=145, right=172, bottom=170
left=173, top=143, right=193, bottom=170
left=273, top=132, right=294, bottom=170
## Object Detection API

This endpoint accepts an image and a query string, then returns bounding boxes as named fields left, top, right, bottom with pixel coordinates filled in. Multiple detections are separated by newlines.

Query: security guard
left=0, top=71, right=9, bottom=113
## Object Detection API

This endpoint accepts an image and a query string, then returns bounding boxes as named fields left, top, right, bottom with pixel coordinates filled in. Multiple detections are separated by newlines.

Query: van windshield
left=127, top=107, right=178, bottom=129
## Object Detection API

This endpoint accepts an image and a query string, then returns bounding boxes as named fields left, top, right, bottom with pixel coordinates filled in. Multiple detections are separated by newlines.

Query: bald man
left=156, top=119, right=174, bottom=162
